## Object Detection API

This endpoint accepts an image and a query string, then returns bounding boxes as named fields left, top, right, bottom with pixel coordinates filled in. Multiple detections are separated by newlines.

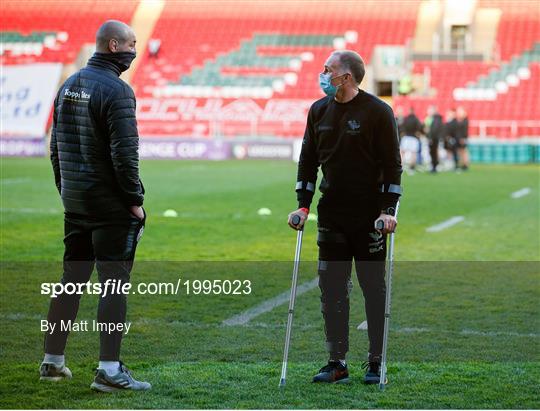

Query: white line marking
left=459, top=328, right=539, bottom=338
left=357, top=320, right=368, bottom=330
left=0, top=208, right=60, bottom=214
left=394, top=327, right=430, bottom=333
left=2, top=313, right=538, bottom=337
left=511, top=187, right=531, bottom=199
left=395, top=327, right=540, bottom=338
left=0, top=178, right=32, bottom=185
left=426, top=216, right=465, bottom=232
left=1, top=313, right=42, bottom=320
left=222, top=277, right=319, bottom=326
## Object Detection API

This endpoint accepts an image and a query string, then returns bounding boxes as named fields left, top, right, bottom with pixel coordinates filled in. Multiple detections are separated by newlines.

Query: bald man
left=41, top=20, right=150, bottom=392
left=288, top=50, right=402, bottom=384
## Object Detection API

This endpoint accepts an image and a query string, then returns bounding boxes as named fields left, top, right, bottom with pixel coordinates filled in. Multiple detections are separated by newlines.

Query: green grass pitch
left=0, top=158, right=539, bottom=408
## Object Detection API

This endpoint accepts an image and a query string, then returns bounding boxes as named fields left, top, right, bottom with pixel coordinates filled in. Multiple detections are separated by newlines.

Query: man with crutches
left=286, top=50, right=402, bottom=385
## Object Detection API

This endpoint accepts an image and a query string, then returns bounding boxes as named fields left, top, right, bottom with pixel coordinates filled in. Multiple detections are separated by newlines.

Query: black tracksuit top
left=296, top=90, right=402, bottom=213
left=50, top=54, right=144, bottom=218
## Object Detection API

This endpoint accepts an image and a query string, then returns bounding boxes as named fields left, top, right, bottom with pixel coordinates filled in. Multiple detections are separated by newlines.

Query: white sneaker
left=39, top=362, right=73, bottom=381
left=90, top=362, right=151, bottom=392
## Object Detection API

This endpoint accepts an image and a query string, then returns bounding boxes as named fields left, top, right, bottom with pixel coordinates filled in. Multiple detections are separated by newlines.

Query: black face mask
left=95, top=51, right=136, bottom=72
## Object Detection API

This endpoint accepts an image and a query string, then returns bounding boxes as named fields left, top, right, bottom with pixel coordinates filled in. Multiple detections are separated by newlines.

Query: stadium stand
left=133, top=1, right=419, bottom=97
left=132, top=0, right=420, bottom=137
left=0, top=0, right=138, bottom=64
left=395, top=44, right=540, bottom=137
left=1, top=0, right=538, bottom=139
left=395, top=0, right=540, bottom=138
left=479, top=0, right=540, bottom=61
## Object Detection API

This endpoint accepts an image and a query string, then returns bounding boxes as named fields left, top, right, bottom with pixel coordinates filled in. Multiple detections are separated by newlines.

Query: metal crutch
left=375, top=201, right=400, bottom=390
left=279, top=214, right=304, bottom=388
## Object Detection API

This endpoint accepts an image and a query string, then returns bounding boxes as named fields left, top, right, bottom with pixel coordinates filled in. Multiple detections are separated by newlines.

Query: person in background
left=425, top=105, right=444, bottom=173
left=398, top=74, right=413, bottom=95
left=456, top=106, right=470, bottom=170
left=400, top=107, right=422, bottom=173
left=444, top=108, right=459, bottom=170
left=395, top=106, right=405, bottom=139
left=148, top=38, right=161, bottom=58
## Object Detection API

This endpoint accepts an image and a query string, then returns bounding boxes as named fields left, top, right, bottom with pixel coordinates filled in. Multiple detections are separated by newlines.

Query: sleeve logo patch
left=63, top=88, right=91, bottom=103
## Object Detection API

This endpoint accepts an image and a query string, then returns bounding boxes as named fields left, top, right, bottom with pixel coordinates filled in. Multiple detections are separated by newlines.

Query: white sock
left=43, top=353, right=64, bottom=367
left=98, top=361, right=120, bottom=376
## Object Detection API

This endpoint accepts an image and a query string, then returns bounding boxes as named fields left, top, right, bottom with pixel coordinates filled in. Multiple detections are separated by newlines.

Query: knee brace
left=317, top=228, right=347, bottom=246
left=320, top=297, right=350, bottom=356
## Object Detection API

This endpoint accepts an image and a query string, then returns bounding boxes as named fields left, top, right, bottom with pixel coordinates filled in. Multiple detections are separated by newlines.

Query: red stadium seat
left=3, top=0, right=538, bottom=138
left=0, top=0, right=138, bottom=65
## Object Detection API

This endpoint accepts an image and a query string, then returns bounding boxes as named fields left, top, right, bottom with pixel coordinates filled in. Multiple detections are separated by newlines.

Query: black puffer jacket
left=50, top=53, right=144, bottom=218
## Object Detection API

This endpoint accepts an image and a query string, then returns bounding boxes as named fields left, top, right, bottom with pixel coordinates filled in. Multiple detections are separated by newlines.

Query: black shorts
left=457, top=139, right=468, bottom=149
left=444, top=137, right=457, bottom=150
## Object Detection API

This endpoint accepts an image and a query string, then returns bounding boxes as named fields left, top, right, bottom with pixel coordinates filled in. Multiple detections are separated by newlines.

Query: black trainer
left=362, top=361, right=387, bottom=385
left=312, top=361, right=350, bottom=384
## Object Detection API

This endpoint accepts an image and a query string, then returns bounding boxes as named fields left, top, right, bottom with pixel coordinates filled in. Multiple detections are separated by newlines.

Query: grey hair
left=333, top=50, right=365, bottom=85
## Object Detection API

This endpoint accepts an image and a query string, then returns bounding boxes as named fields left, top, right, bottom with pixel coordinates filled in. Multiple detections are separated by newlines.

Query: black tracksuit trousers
left=316, top=205, right=387, bottom=362
left=44, top=211, right=145, bottom=361
left=429, top=137, right=439, bottom=170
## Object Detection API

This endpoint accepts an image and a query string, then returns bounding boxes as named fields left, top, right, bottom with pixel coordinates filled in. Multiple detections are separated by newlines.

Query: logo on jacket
left=318, top=125, right=333, bottom=132
left=348, top=120, right=360, bottom=130
left=346, top=119, right=361, bottom=135
left=63, top=88, right=91, bottom=103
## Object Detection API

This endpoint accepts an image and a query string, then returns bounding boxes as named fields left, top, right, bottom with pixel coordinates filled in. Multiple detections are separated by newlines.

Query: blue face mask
left=319, top=72, right=346, bottom=96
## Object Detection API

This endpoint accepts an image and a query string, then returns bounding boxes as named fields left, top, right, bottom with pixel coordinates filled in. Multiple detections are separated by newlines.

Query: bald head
left=96, top=20, right=136, bottom=53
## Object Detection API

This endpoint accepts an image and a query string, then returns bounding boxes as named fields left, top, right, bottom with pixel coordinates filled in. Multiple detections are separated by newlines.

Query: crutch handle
left=375, top=219, right=384, bottom=231
left=291, top=214, right=305, bottom=230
